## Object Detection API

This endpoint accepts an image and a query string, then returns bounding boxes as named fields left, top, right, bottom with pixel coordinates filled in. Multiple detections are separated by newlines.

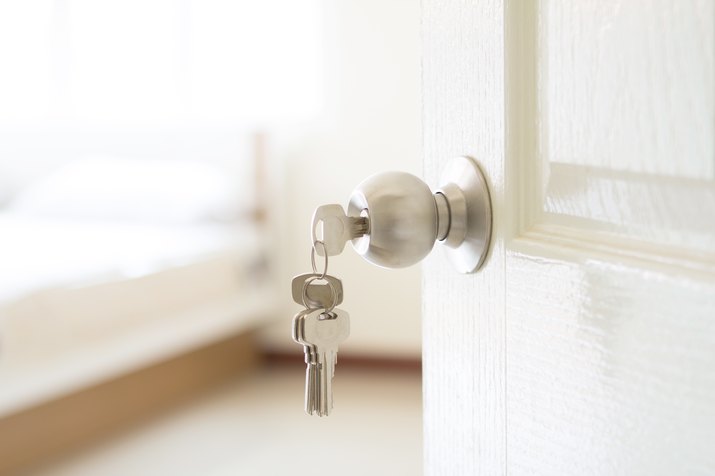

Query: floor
left=30, top=365, right=423, bottom=476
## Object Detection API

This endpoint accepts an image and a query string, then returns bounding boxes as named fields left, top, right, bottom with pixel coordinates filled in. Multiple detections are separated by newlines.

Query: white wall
left=260, top=0, right=422, bottom=357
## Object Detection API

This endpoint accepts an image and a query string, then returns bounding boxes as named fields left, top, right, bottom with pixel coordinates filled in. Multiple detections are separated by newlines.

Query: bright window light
left=0, top=1, right=55, bottom=122
left=0, top=0, right=322, bottom=126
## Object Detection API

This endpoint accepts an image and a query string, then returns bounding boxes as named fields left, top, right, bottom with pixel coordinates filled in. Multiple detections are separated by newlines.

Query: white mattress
left=0, top=213, right=274, bottom=416
left=0, top=213, right=257, bottom=301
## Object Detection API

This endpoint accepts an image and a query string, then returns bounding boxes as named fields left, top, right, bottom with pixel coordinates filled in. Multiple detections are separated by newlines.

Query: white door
left=422, top=1, right=715, bottom=474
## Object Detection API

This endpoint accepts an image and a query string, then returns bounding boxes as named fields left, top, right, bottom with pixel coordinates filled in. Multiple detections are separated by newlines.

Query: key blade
left=304, top=363, right=312, bottom=415
left=301, top=309, right=350, bottom=417
left=323, top=349, right=336, bottom=416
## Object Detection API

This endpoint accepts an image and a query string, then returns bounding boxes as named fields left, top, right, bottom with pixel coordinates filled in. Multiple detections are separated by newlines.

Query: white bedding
left=0, top=213, right=273, bottom=415
left=0, top=213, right=255, bottom=302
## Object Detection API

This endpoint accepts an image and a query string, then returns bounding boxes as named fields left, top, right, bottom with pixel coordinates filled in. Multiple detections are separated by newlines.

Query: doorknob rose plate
left=436, top=156, right=492, bottom=273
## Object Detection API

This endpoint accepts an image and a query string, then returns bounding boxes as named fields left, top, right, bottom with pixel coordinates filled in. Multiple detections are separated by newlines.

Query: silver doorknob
left=348, top=171, right=437, bottom=269
left=313, top=156, right=492, bottom=273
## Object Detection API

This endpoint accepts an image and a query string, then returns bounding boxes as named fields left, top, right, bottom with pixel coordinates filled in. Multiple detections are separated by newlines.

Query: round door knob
left=348, top=171, right=437, bottom=268
left=344, top=157, right=492, bottom=273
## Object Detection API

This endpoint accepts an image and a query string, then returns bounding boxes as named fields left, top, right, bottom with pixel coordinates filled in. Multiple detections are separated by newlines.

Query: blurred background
left=0, top=1, right=422, bottom=475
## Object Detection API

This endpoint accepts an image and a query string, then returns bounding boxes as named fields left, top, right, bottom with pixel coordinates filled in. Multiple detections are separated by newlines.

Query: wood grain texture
left=504, top=1, right=715, bottom=475
left=540, top=0, right=714, bottom=180
left=534, top=0, right=715, bottom=257
left=0, top=331, right=259, bottom=475
left=506, top=248, right=715, bottom=475
left=424, top=0, right=715, bottom=474
left=543, top=163, right=715, bottom=257
left=422, top=1, right=506, bottom=474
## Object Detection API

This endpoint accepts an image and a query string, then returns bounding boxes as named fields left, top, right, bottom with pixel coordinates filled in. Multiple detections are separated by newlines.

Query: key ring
left=311, top=240, right=328, bottom=279
left=302, top=275, right=338, bottom=313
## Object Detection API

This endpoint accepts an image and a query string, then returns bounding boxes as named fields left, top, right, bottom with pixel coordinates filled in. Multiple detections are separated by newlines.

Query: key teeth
left=349, top=216, right=369, bottom=238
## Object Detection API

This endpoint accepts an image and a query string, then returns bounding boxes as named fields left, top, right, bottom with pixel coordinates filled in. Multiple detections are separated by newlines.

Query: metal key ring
left=302, top=275, right=338, bottom=313
left=310, top=240, right=328, bottom=279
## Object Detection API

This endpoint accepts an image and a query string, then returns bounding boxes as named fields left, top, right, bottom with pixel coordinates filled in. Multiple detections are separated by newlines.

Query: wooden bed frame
left=0, top=331, right=259, bottom=475
left=0, top=132, right=272, bottom=475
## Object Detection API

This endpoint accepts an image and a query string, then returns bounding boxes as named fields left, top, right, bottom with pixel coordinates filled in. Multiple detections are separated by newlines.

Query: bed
left=0, top=157, right=276, bottom=418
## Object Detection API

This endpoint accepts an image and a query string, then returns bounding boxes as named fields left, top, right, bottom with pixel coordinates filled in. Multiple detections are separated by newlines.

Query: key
left=312, top=204, right=368, bottom=256
left=291, top=273, right=344, bottom=310
left=301, top=308, right=350, bottom=416
left=294, top=308, right=323, bottom=415
left=292, top=275, right=342, bottom=414
left=292, top=309, right=320, bottom=414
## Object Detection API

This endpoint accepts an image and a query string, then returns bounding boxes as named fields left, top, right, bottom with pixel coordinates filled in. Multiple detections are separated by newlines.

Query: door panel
left=422, top=1, right=506, bottom=474
left=507, top=249, right=715, bottom=474
left=510, top=0, right=715, bottom=255
left=541, top=1, right=714, bottom=179
left=423, top=1, right=715, bottom=474
left=506, top=1, right=715, bottom=471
